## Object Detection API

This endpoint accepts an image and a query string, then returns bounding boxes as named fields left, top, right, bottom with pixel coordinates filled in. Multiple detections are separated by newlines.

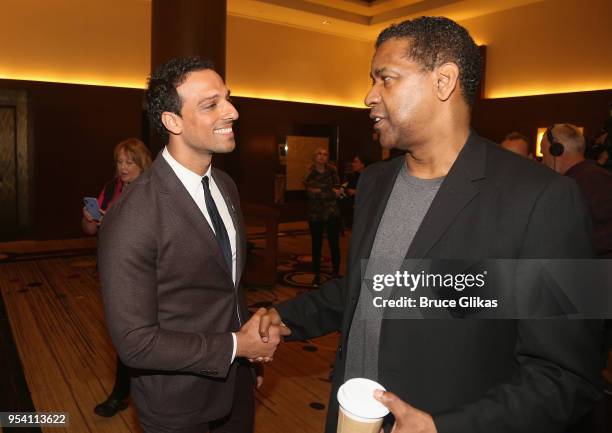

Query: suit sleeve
left=433, top=176, right=603, bottom=433
left=98, top=193, right=233, bottom=378
left=276, top=277, right=346, bottom=340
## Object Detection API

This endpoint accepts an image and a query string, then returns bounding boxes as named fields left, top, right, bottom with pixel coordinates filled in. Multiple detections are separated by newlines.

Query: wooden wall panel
left=228, top=96, right=375, bottom=219
left=0, top=79, right=143, bottom=240
left=0, top=77, right=608, bottom=239
left=472, top=90, right=612, bottom=151
left=0, top=107, right=17, bottom=238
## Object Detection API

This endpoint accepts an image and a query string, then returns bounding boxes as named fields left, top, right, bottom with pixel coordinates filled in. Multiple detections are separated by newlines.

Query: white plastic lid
left=337, top=378, right=390, bottom=419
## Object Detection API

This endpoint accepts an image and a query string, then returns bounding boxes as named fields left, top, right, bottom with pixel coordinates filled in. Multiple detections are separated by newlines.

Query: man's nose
left=364, top=85, right=380, bottom=107
left=225, top=101, right=239, bottom=121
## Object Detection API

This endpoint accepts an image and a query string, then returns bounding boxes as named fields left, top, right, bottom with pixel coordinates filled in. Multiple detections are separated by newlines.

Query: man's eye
left=204, top=103, right=217, bottom=110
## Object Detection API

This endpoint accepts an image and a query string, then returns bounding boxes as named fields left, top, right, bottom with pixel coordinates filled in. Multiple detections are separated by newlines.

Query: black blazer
left=277, top=132, right=602, bottom=433
left=99, top=155, right=249, bottom=428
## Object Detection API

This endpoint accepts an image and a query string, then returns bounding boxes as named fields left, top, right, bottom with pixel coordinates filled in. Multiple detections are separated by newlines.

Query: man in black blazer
left=99, top=57, right=286, bottom=433
left=259, top=17, right=602, bottom=433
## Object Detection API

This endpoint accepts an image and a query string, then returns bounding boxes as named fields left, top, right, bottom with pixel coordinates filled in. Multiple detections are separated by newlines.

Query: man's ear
left=161, top=111, right=182, bottom=136
left=434, top=62, right=459, bottom=102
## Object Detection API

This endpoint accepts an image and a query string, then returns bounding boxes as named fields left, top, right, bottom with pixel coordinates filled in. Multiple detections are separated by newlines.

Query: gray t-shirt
left=344, top=163, right=444, bottom=380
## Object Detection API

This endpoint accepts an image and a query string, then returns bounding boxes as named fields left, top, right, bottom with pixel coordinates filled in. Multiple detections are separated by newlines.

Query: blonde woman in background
left=304, top=147, right=342, bottom=287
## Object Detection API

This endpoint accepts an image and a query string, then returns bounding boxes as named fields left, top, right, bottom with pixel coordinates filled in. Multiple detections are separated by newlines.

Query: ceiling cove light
left=0, top=72, right=146, bottom=89
left=487, top=83, right=612, bottom=99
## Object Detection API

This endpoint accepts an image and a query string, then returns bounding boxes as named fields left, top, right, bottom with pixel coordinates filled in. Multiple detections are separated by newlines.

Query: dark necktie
left=202, top=175, right=232, bottom=273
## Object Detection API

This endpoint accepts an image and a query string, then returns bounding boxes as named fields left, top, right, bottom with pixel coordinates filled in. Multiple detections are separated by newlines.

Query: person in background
left=82, top=138, right=152, bottom=417
left=541, top=123, right=612, bottom=258
left=542, top=123, right=612, bottom=417
left=341, top=155, right=370, bottom=228
left=82, top=138, right=152, bottom=236
left=304, top=147, right=342, bottom=286
left=500, top=131, right=532, bottom=158
left=593, top=129, right=611, bottom=172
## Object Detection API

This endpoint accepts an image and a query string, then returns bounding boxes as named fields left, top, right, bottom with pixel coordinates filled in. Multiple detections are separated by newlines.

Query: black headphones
left=546, top=124, right=565, bottom=157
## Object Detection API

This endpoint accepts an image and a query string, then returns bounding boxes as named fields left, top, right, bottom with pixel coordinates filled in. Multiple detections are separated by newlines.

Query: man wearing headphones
left=543, top=123, right=612, bottom=405
left=541, top=123, right=612, bottom=258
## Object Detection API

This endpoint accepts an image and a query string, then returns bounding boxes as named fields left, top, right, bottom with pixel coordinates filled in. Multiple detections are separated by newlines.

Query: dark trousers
left=110, top=356, right=130, bottom=399
left=309, top=217, right=341, bottom=275
left=139, top=365, right=254, bottom=433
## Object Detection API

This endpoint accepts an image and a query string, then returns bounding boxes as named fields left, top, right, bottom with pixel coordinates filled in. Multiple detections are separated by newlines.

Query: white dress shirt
left=162, top=147, right=238, bottom=362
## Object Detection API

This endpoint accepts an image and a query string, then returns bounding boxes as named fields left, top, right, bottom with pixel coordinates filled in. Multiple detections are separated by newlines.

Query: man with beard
left=259, top=17, right=602, bottom=433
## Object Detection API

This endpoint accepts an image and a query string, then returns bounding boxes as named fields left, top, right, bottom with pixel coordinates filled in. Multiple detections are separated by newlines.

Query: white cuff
left=231, top=332, right=237, bottom=363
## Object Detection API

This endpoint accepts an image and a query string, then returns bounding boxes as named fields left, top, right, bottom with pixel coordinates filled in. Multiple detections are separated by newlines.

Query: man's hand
left=374, top=390, right=437, bottom=433
left=236, top=308, right=283, bottom=362
left=258, top=307, right=291, bottom=343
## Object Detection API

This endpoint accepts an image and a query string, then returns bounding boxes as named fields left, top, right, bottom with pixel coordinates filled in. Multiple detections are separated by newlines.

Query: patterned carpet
left=277, top=252, right=333, bottom=288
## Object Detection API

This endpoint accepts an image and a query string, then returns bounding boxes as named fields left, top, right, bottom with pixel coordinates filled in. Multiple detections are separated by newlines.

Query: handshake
left=235, top=307, right=289, bottom=362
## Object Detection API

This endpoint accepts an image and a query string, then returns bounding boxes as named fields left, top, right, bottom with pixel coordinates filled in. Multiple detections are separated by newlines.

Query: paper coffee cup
left=337, top=378, right=389, bottom=433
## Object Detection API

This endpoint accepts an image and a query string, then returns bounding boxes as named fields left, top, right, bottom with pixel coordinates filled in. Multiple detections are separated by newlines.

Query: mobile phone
left=84, top=197, right=102, bottom=221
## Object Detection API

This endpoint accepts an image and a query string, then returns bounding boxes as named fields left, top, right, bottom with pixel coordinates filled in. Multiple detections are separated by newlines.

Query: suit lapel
left=212, top=168, right=245, bottom=288
left=405, top=132, right=487, bottom=259
left=153, top=156, right=233, bottom=279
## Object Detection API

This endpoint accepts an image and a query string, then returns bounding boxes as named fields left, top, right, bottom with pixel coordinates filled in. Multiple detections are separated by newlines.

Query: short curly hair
left=146, top=57, right=216, bottom=141
left=376, top=17, right=482, bottom=107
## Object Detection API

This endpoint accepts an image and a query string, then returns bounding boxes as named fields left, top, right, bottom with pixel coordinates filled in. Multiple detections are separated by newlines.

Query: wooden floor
left=0, top=223, right=350, bottom=433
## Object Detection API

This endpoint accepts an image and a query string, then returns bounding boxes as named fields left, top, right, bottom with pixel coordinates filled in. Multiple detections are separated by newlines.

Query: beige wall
left=0, top=0, right=609, bottom=104
left=0, top=2, right=372, bottom=106
left=227, top=16, right=373, bottom=108
left=460, top=0, right=612, bottom=98
left=0, top=0, right=151, bottom=88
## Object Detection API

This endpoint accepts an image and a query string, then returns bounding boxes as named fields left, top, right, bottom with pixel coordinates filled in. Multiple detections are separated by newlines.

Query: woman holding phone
left=81, top=138, right=152, bottom=234
left=81, top=138, right=151, bottom=416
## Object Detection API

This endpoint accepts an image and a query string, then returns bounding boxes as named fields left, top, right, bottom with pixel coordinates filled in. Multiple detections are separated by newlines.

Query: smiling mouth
left=213, top=126, right=234, bottom=135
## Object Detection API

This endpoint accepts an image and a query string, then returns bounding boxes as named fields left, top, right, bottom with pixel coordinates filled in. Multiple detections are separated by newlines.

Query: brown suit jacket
left=98, top=154, right=249, bottom=428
